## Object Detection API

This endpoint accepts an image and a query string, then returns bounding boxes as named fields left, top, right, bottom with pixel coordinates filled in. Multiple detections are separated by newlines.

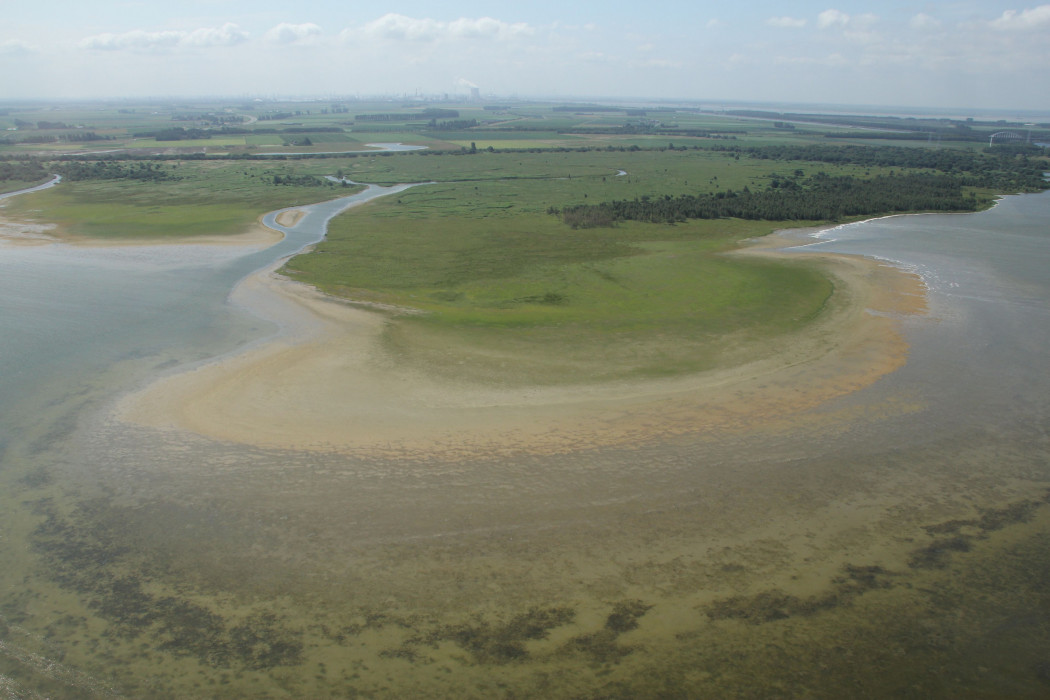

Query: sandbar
left=275, top=209, right=305, bottom=228
left=118, top=228, right=928, bottom=458
left=0, top=213, right=284, bottom=248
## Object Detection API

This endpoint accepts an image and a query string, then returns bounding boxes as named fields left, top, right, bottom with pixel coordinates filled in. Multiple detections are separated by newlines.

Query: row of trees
left=271, top=174, right=326, bottom=186
left=0, top=158, right=49, bottom=182
left=714, top=144, right=1049, bottom=191
left=149, top=127, right=212, bottom=141
left=13, top=119, right=69, bottom=130
left=53, top=161, right=176, bottom=182
left=356, top=109, right=462, bottom=122
left=553, top=172, right=984, bottom=228
left=1, top=132, right=109, bottom=145
left=429, top=119, right=479, bottom=130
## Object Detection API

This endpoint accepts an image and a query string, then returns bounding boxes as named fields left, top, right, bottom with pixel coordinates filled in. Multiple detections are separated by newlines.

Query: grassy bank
left=283, top=149, right=838, bottom=383
left=1, top=160, right=362, bottom=238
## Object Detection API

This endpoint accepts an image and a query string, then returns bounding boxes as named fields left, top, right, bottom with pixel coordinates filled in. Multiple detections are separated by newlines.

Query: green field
left=2, top=160, right=360, bottom=238
left=290, top=200, right=830, bottom=383
left=278, top=148, right=844, bottom=382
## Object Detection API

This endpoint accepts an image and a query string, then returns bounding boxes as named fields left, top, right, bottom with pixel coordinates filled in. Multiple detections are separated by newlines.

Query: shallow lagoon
left=1, top=187, right=1049, bottom=698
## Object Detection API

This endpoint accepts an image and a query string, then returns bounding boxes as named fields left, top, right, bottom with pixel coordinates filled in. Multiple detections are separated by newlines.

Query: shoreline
left=117, top=219, right=929, bottom=458
left=0, top=218, right=285, bottom=248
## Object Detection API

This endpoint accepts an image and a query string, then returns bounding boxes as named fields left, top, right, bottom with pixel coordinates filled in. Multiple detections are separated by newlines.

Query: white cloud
left=80, top=29, right=183, bottom=51
left=990, top=4, right=1050, bottom=29
left=767, top=17, right=807, bottom=28
left=353, top=14, right=533, bottom=43
left=264, top=23, right=322, bottom=44
left=79, top=24, right=247, bottom=51
left=448, top=17, right=532, bottom=39
left=183, top=23, right=249, bottom=47
left=909, top=13, right=941, bottom=30
left=0, top=39, right=36, bottom=55
left=817, top=9, right=851, bottom=29
left=816, top=9, right=877, bottom=31
left=357, top=14, right=439, bottom=41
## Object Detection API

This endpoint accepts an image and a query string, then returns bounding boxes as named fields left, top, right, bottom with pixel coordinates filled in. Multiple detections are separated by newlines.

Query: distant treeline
left=725, top=110, right=1050, bottom=142
left=552, top=144, right=1050, bottom=227
left=357, top=109, right=460, bottom=122
left=147, top=128, right=213, bottom=141
left=553, top=172, right=983, bottom=228
left=562, top=126, right=739, bottom=139
left=0, top=158, right=49, bottom=182
left=271, top=174, right=328, bottom=186
left=553, top=105, right=623, bottom=113
left=170, top=113, right=246, bottom=125
left=283, top=127, right=342, bottom=134
left=134, top=126, right=345, bottom=141
left=53, top=160, right=176, bottom=182
left=13, top=120, right=71, bottom=130
left=712, top=144, right=1050, bottom=191
left=1, top=132, right=109, bottom=145
left=429, top=119, right=479, bottom=130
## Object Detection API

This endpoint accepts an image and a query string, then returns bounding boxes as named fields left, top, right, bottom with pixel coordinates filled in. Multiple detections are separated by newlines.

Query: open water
left=0, top=185, right=1048, bottom=698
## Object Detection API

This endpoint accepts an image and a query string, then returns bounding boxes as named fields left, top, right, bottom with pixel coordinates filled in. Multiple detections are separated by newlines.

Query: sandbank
left=118, top=227, right=928, bottom=458
left=275, top=209, right=305, bottom=228
left=0, top=213, right=284, bottom=248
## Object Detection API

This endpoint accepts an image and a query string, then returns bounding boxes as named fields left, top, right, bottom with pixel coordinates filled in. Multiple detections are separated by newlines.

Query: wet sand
left=0, top=213, right=284, bottom=248
left=275, top=209, right=306, bottom=227
left=119, top=228, right=928, bottom=458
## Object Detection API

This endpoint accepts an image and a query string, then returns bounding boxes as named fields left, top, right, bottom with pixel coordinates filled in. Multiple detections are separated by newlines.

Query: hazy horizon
left=3, top=1, right=1049, bottom=113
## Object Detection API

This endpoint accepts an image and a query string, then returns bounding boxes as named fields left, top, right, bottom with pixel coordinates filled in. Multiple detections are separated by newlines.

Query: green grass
left=3, top=160, right=361, bottom=238
left=0, top=178, right=53, bottom=195
left=283, top=162, right=834, bottom=383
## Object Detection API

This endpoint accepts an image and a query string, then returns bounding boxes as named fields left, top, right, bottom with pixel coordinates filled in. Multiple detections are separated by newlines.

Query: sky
left=2, top=1, right=1049, bottom=112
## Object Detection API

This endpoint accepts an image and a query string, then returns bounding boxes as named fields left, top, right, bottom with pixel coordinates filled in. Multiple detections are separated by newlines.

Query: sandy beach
left=119, top=227, right=928, bottom=458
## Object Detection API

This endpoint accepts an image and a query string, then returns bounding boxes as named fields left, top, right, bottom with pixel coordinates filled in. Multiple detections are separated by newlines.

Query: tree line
left=0, top=158, right=49, bottom=182
left=710, top=143, right=1048, bottom=191
left=271, top=174, right=327, bottom=186
left=552, top=172, right=986, bottom=228
left=52, top=161, right=177, bottom=182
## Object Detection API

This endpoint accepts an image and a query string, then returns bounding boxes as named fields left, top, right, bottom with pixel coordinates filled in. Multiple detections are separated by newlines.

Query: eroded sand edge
left=118, top=228, right=929, bottom=457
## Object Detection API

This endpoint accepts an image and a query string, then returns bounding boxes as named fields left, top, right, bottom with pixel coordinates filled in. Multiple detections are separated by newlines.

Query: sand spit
left=0, top=213, right=284, bottom=249
left=275, top=209, right=305, bottom=228
left=119, top=228, right=928, bottom=458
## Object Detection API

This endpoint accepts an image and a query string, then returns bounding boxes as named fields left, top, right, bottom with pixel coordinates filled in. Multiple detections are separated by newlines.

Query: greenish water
left=0, top=187, right=1048, bottom=698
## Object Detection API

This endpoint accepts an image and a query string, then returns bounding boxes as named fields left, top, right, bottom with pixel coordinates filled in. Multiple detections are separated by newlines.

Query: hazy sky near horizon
left=2, top=1, right=1049, bottom=112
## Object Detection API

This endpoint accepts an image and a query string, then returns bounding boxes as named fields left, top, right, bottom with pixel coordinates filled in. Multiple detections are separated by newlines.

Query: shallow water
left=0, top=187, right=1048, bottom=698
